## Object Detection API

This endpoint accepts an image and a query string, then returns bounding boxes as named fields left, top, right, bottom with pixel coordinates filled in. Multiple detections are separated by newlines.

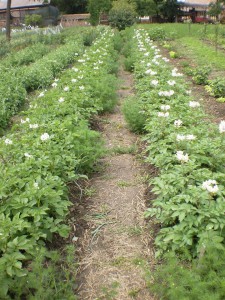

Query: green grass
left=138, top=23, right=214, bottom=38
left=139, top=23, right=225, bottom=71
left=173, top=36, right=225, bottom=70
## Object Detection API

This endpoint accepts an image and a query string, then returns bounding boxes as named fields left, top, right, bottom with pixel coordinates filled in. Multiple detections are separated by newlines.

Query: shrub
left=163, top=42, right=172, bottom=50
left=113, top=32, right=123, bottom=52
left=83, top=29, right=98, bottom=46
left=169, top=51, right=178, bottom=58
left=148, top=27, right=167, bottom=41
left=108, top=1, right=137, bottom=31
left=25, top=14, right=43, bottom=26
left=183, top=66, right=194, bottom=76
left=122, top=96, right=147, bottom=133
left=89, top=74, right=118, bottom=112
left=124, top=55, right=135, bottom=72
left=206, top=77, right=225, bottom=97
left=192, top=66, right=211, bottom=85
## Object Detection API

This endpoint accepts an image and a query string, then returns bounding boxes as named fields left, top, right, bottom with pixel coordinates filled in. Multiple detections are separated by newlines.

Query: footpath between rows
left=76, top=61, right=156, bottom=300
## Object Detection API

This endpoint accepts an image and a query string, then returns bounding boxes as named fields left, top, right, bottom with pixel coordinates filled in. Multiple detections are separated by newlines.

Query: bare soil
left=75, top=65, right=156, bottom=300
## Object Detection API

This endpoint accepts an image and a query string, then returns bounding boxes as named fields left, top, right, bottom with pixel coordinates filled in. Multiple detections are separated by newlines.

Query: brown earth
left=75, top=64, right=156, bottom=300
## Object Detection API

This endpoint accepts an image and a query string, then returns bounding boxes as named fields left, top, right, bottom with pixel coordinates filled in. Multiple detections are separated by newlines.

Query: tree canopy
left=158, top=0, right=179, bottom=22
left=50, top=0, right=88, bottom=14
left=88, top=0, right=112, bottom=25
left=108, top=0, right=137, bottom=30
left=133, top=0, right=157, bottom=17
left=50, top=0, right=179, bottom=23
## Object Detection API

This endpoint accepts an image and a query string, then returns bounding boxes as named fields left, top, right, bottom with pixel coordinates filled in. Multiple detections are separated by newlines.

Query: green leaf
left=178, top=212, right=186, bottom=222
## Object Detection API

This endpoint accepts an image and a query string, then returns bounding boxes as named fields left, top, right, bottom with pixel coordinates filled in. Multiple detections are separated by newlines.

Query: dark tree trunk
left=6, top=0, right=12, bottom=41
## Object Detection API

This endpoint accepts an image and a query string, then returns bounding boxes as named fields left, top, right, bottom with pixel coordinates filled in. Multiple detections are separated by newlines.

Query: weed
left=111, top=256, right=127, bottom=267
left=124, top=56, right=135, bottom=72
left=117, top=180, right=132, bottom=187
left=113, top=32, right=123, bottom=52
left=127, top=225, right=143, bottom=236
left=84, top=186, right=96, bottom=197
left=111, top=145, right=137, bottom=155
left=206, top=77, right=225, bottom=97
left=122, top=96, right=147, bottom=133
left=192, top=66, right=211, bottom=85
left=169, top=51, right=179, bottom=58
left=132, top=257, right=146, bottom=267
left=6, top=246, right=78, bottom=300
left=97, top=281, right=120, bottom=300
left=128, top=288, right=141, bottom=298
left=180, top=61, right=190, bottom=68
left=150, top=248, right=225, bottom=300
left=135, top=174, right=150, bottom=184
left=162, top=42, right=172, bottom=50
left=83, top=29, right=98, bottom=46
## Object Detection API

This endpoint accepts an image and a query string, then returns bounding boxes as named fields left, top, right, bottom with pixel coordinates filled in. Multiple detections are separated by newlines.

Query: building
left=60, top=14, right=90, bottom=27
left=0, top=0, right=59, bottom=27
left=178, top=0, right=217, bottom=22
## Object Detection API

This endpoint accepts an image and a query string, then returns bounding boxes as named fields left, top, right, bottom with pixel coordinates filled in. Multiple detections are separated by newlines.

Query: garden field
left=0, top=24, right=225, bottom=299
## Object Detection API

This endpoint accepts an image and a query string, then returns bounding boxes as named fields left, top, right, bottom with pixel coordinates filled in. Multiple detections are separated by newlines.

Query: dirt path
left=76, top=64, right=155, bottom=299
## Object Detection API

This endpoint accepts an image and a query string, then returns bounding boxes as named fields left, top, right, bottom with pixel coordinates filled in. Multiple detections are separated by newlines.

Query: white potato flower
left=40, top=133, right=50, bottom=141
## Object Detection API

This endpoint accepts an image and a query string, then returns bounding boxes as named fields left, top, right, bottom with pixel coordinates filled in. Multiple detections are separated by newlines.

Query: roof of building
left=0, top=0, right=50, bottom=10
left=179, top=0, right=215, bottom=6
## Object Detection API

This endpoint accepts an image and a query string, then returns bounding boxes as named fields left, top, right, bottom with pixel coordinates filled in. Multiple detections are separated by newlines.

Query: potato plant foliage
left=0, top=27, right=118, bottom=298
left=125, top=28, right=225, bottom=257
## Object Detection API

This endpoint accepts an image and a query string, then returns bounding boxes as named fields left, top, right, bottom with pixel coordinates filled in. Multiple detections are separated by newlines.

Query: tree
left=50, top=0, right=88, bottom=14
left=208, top=1, right=223, bottom=20
left=6, top=0, right=11, bottom=41
left=88, top=0, right=112, bottom=25
left=133, top=0, right=157, bottom=17
left=108, top=0, right=137, bottom=30
left=159, top=0, right=179, bottom=22
left=25, top=14, right=43, bottom=26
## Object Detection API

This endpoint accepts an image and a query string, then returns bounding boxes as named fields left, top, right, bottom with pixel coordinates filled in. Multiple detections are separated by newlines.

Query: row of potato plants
left=130, top=29, right=225, bottom=258
left=1, top=43, right=52, bottom=68
left=0, top=26, right=91, bottom=68
left=0, top=27, right=66, bottom=59
left=0, top=28, right=94, bottom=131
left=0, top=27, right=118, bottom=298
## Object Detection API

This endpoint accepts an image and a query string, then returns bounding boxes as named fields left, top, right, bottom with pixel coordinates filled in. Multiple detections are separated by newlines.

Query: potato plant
left=127, top=28, right=225, bottom=257
left=0, top=27, right=118, bottom=298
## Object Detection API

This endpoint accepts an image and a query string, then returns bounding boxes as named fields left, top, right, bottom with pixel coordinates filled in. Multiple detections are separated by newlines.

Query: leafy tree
left=208, top=1, right=223, bottom=20
left=25, top=14, right=43, bottom=26
left=88, top=0, right=112, bottom=25
left=50, top=0, right=88, bottom=14
left=159, top=0, right=179, bottom=22
left=108, top=0, right=137, bottom=30
left=133, top=0, right=157, bottom=17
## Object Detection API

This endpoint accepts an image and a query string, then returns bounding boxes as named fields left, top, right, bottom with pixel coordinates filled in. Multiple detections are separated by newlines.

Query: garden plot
left=128, top=28, right=225, bottom=257
left=0, top=27, right=118, bottom=298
